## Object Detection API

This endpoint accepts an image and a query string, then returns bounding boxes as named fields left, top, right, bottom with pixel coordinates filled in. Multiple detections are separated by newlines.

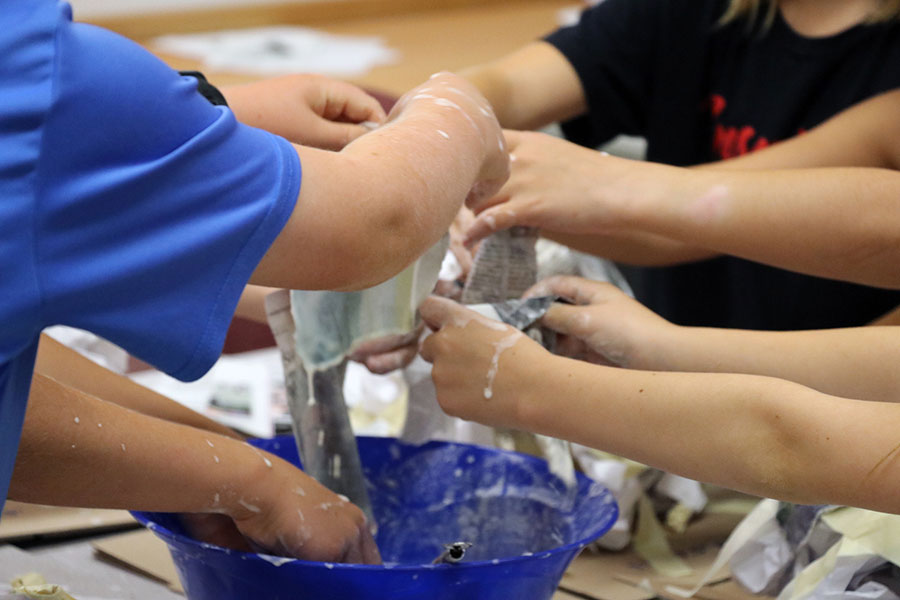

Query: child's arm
left=467, top=131, right=900, bottom=289
left=233, top=284, right=278, bottom=325
left=460, top=42, right=587, bottom=130
left=526, top=276, right=900, bottom=403
left=250, top=72, right=509, bottom=292
left=10, top=373, right=380, bottom=563
left=466, top=90, right=900, bottom=269
left=418, top=296, right=900, bottom=514
left=35, top=334, right=243, bottom=440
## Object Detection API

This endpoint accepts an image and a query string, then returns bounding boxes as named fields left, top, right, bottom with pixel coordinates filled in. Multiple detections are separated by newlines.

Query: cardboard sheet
left=0, top=542, right=181, bottom=600
left=91, top=529, right=183, bottom=593
left=0, top=501, right=135, bottom=543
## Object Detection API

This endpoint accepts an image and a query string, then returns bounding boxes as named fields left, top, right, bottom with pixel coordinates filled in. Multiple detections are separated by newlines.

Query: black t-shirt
left=546, top=0, right=900, bottom=330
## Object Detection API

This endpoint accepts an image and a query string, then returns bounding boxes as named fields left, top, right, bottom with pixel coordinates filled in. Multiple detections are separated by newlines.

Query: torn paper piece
left=10, top=573, right=76, bottom=600
left=153, top=26, right=399, bottom=77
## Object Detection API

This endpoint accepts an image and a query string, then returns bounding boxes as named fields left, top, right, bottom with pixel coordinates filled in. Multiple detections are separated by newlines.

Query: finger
left=322, top=85, right=387, bottom=124
left=364, top=346, right=418, bottom=374
left=541, top=303, right=599, bottom=338
left=464, top=205, right=524, bottom=248
left=433, top=279, right=464, bottom=300
left=343, top=534, right=365, bottom=564
left=524, top=275, right=609, bottom=305
left=359, top=529, right=383, bottom=565
left=418, top=296, right=469, bottom=332
left=349, top=329, right=421, bottom=361
left=419, top=332, right=438, bottom=363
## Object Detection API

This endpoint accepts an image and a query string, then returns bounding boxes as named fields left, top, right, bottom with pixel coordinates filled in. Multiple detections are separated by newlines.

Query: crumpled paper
left=10, top=573, right=77, bottom=600
left=669, top=501, right=900, bottom=600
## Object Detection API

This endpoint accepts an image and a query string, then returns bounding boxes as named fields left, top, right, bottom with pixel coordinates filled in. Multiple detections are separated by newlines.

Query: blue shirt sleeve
left=35, top=9, right=301, bottom=381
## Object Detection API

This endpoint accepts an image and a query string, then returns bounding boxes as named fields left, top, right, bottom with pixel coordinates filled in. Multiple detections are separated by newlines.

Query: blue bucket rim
left=132, top=435, right=618, bottom=572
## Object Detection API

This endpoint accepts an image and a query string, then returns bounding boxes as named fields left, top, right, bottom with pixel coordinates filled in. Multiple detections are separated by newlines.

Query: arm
left=467, top=91, right=900, bottom=268
left=35, top=334, right=242, bottom=439
left=527, top=276, right=900, bottom=403
left=418, top=296, right=900, bottom=514
left=465, top=130, right=717, bottom=265
left=460, top=41, right=587, bottom=131
left=541, top=230, right=717, bottom=266
left=468, top=133, right=900, bottom=288
left=11, top=374, right=379, bottom=563
left=234, top=284, right=278, bottom=325
left=615, top=164, right=900, bottom=289
left=593, top=90, right=900, bottom=269
left=250, top=72, right=509, bottom=292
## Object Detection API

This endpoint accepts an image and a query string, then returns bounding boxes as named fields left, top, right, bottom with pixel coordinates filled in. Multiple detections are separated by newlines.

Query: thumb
left=541, top=303, right=597, bottom=339
left=418, top=296, right=471, bottom=332
left=464, top=205, right=523, bottom=248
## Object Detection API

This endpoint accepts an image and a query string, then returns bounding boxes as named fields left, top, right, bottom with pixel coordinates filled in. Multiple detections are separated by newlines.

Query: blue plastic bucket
left=133, top=436, right=617, bottom=600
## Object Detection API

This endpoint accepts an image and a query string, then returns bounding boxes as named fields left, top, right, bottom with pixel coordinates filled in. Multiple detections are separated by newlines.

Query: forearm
left=460, top=42, right=586, bottom=130
left=234, top=285, right=278, bottom=325
left=35, top=335, right=241, bottom=439
left=651, top=325, right=900, bottom=403
left=544, top=231, right=718, bottom=266
left=10, top=374, right=265, bottom=515
left=517, top=356, right=900, bottom=511
left=254, top=103, right=491, bottom=291
left=622, top=166, right=900, bottom=288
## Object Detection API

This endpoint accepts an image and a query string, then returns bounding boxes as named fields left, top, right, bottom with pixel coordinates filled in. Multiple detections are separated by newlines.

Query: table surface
left=144, top=0, right=577, bottom=95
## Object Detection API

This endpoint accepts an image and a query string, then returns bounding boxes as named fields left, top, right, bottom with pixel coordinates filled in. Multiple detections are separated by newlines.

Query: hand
left=526, top=276, right=679, bottom=370
left=227, top=450, right=381, bottom=564
left=464, top=131, right=672, bottom=246
left=223, top=74, right=386, bottom=150
left=390, top=73, right=510, bottom=209
left=348, top=328, right=422, bottom=374
left=418, top=296, right=548, bottom=429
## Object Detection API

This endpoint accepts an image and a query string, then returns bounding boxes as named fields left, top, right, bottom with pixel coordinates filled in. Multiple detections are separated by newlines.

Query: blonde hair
left=720, top=0, right=900, bottom=30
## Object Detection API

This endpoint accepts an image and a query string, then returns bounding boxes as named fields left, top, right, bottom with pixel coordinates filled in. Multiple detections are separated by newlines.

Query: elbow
left=328, top=201, right=434, bottom=291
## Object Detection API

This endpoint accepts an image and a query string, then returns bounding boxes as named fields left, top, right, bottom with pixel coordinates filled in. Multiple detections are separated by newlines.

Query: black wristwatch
left=179, top=70, right=229, bottom=107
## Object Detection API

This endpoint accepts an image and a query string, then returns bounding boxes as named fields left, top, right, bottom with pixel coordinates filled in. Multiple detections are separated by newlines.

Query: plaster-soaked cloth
left=266, top=237, right=448, bottom=526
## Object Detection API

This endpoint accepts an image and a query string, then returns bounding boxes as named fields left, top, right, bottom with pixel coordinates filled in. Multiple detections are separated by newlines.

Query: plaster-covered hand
left=228, top=451, right=381, bottom=564
left=11, top=375, right=381, bottom=565
left=526, top=276, right=680, bottom=370
left=464, top=131, right=678, bottom=246
left=418, top=296, right=547, bottom=429
left=390, top=72, right=510, bottom=208
left=223, top=74, right=386, bottom=150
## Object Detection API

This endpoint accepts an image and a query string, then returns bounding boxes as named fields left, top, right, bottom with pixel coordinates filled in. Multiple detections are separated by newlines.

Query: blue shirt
left=0, top=2, right=301, bottom=514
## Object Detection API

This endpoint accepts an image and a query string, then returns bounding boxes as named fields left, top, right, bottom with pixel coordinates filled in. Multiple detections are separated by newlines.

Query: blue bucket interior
left=133, top=436, right=617, bottom=600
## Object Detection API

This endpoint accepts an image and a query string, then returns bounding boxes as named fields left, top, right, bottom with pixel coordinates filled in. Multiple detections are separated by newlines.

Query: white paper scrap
left=153, top=26, right=399, bottom=76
